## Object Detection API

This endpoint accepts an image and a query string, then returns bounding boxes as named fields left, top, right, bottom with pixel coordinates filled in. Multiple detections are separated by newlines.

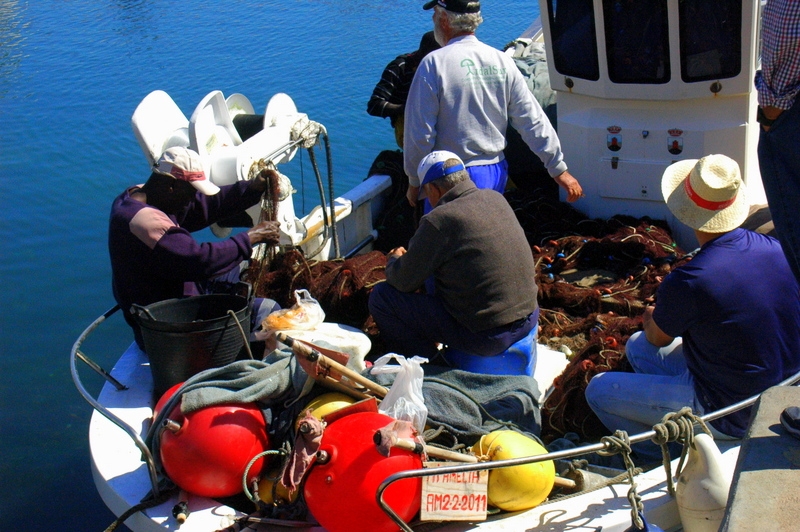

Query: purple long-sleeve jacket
left=108, top=180, right=262, bottom=347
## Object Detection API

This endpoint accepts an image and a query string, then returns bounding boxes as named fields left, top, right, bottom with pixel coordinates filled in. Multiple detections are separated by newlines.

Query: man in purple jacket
left=109, top=146, right=280, bottom=349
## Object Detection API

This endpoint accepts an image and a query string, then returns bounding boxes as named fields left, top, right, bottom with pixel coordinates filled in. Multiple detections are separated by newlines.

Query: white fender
left=676, top=433, right=733, bottom=532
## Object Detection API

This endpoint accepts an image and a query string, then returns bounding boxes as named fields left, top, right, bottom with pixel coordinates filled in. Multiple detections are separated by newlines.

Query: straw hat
left=661, top=154, right=748, bottom=232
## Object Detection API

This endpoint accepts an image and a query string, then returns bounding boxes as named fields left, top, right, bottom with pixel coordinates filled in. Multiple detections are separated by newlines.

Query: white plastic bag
left=370, top=353, right=428, bottom=434
left=262, top=289, right=325, bottom=331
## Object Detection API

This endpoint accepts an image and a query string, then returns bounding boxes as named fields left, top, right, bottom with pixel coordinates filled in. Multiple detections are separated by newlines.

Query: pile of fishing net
left=245, top=182, right=694, bottom=443
left=244, top=248, right=388, bottom=337
left=503, top=187, right=692, bottom=441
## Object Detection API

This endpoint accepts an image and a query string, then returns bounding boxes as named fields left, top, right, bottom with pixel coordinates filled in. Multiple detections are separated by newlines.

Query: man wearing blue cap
left=403, top=0, right=582, bottom=208
left=369, top=151, right=539, bottom=359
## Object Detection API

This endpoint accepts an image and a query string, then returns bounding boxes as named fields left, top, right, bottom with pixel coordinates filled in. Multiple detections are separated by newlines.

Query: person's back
left=654, top=228, right=800, bottom=435
left=372, top=150, right=538, bottom=359
left=417, top=182, right=537, bottom=331
left=413, top=37, right=530, bottom=166
left=403, top=1, right=581, bottom=205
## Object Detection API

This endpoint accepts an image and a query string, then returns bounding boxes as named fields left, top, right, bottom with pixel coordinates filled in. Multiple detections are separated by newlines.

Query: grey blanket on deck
left=373, top=364, right=543, bottom=447
left=145, top=349, right=543, bottom=470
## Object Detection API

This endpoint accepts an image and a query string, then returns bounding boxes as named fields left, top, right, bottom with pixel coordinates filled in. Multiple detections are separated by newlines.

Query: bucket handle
left=130, top=304, right=158, bottom=321
left=227, top=309, right=254, bottom=360
left=235, top=281, right=253, bottom=305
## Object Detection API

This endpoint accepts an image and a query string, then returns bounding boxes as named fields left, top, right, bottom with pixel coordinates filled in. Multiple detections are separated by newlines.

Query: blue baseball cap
left=417, top=150, right=465, bottom=197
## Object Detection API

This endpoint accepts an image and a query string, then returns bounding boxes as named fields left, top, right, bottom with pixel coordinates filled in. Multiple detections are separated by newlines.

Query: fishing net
left=504, top=187, right=693, bottom=441
left=244, top=249, right=388, bottom=334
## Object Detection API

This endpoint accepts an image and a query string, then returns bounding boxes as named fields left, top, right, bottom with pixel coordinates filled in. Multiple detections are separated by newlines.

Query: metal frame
left=70, top=306, right=162, bottom=498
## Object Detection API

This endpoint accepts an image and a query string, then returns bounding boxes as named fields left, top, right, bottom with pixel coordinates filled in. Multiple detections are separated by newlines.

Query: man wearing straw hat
left=585, top=154, right=800, bottom=463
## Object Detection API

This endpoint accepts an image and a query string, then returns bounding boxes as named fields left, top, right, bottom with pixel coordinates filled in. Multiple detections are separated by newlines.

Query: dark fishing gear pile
left=244, top=161, right=695, bottom=445
left=504, top=187, right=691, bottom=441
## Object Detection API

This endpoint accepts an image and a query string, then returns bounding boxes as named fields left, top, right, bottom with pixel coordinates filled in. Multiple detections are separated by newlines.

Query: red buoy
left=304, top=412, right=422, bottom=532
left=157, top=387, right=270, bottom=498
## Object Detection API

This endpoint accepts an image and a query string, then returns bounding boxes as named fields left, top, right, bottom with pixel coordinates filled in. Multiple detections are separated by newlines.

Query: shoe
left=780, top=406, right=800, bottom=441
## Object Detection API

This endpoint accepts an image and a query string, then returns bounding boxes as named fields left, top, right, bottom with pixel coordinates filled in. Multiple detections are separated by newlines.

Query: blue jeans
left=585, top=331, right=729, bottom=462
left=758, top=97, right=800, bottom=283
left=368, top=281, right=534, bottom=359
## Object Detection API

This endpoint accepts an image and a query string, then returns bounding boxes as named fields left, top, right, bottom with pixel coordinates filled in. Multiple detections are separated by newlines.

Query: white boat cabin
left=535, top=0, right=765, bottom=249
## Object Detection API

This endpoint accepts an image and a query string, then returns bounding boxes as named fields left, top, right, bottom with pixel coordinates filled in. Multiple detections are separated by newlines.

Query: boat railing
left=375, top=370, right=800, bottom=532
left=70, top=305, right=163, bottom=497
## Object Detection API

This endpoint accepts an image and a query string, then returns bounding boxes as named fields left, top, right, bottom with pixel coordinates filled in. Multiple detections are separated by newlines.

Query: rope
left=598, top=430, right=644, bottom=530
left=544, top=459, right=642, bottom=504
left=248, top=164, right=281, bottom=296
left=649, top=406, right=713, bottom=496
left=103, top=483, right=176, bottom=531
left=227, top=309, right=253, bottom=360
left=241, top=448, right=289, bottom=505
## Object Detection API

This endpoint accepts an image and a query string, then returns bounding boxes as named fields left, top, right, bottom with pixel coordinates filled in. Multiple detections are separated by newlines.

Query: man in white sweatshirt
left=403, top=0, right=582, bottom=208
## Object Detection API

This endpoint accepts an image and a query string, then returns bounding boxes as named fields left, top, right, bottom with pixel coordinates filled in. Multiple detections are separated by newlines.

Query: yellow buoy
left=258, top=469, right=299, bottom=505
left=299, top=392, right=356, bottom=423
left=471, top=430, right=555, bottom=511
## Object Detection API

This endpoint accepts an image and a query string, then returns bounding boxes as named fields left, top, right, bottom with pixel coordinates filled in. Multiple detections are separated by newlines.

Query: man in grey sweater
left=369, top=151, right=539, bottom=359
left=403, top=0, right=582, bottom=208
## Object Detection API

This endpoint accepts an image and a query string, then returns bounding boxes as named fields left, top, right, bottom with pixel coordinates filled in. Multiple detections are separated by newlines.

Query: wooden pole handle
left=392, top=438, right=479, bottom=463
left=278, top=332, right=388, bottom=398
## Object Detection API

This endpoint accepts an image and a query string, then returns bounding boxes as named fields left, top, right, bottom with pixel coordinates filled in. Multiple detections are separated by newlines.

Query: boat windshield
left=603, top=0, right=670, bottom=84
left=546, top=0, right=743, bottom=85
left=547, top=0, right=600, bottom=81
left=679, top=0, right=742, bottom=82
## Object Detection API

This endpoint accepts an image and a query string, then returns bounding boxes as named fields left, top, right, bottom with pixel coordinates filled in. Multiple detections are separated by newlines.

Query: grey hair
left=429, top=158, right=470, bottom=190
left=435, top=5, right=483, bottom=33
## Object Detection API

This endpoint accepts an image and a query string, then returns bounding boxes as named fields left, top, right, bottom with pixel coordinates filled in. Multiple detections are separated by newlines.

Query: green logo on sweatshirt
left=460, top=58, right=506, bottom=85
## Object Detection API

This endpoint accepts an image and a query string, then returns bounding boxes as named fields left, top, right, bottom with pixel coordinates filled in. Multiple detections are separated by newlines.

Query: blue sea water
left=0, top=1, right=538, bottom=529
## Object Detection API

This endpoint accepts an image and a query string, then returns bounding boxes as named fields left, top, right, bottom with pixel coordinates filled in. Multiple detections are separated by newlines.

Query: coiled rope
left=650, top=406, right=713, bottom=496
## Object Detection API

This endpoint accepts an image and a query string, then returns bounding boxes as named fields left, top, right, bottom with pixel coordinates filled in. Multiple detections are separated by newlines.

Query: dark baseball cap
left=423, top=0, right=481, bottom=14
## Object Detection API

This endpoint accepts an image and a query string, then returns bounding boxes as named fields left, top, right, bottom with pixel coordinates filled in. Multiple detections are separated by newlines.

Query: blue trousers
left=423, top=160, right=509, bottom=214
left=758, top=97, right=800, bottom=282
left=368, top=281, right=534, bottom=359
left=585, top=331, right=733, bottom=463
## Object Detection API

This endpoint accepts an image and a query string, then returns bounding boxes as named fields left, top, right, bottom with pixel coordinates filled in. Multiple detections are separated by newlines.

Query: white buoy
left=676, top=433, right=733, bottom=532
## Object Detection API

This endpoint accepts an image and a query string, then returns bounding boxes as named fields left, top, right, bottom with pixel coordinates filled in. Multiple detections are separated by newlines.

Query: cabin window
left=603, top=0, right=671, bottom=84
left=547, top=0, right=600, bottom=81
left=679, top=0, right=742, bottom=82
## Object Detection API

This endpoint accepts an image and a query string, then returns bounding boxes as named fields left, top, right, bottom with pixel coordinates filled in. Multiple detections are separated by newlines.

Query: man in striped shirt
left=367, top=31, right=439, bottom=148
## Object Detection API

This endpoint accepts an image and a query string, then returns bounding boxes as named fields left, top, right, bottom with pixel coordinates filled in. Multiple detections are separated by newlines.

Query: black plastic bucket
left=132, top=293, right=251, bottom=399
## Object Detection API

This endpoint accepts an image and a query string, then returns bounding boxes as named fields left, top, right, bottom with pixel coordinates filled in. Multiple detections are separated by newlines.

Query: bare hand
left=406, top=185, right=420, bottom=207
left=554, top=171, right=583, bottom=202
left=389, top=246, right=407, bottom=259
left=247, top=221, right=281, bottom=245
left=643, top=304, right=655, bottom=325
left=250, top=168, right=279, bottom=194
left=759, top=105, right=783, bottom=132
